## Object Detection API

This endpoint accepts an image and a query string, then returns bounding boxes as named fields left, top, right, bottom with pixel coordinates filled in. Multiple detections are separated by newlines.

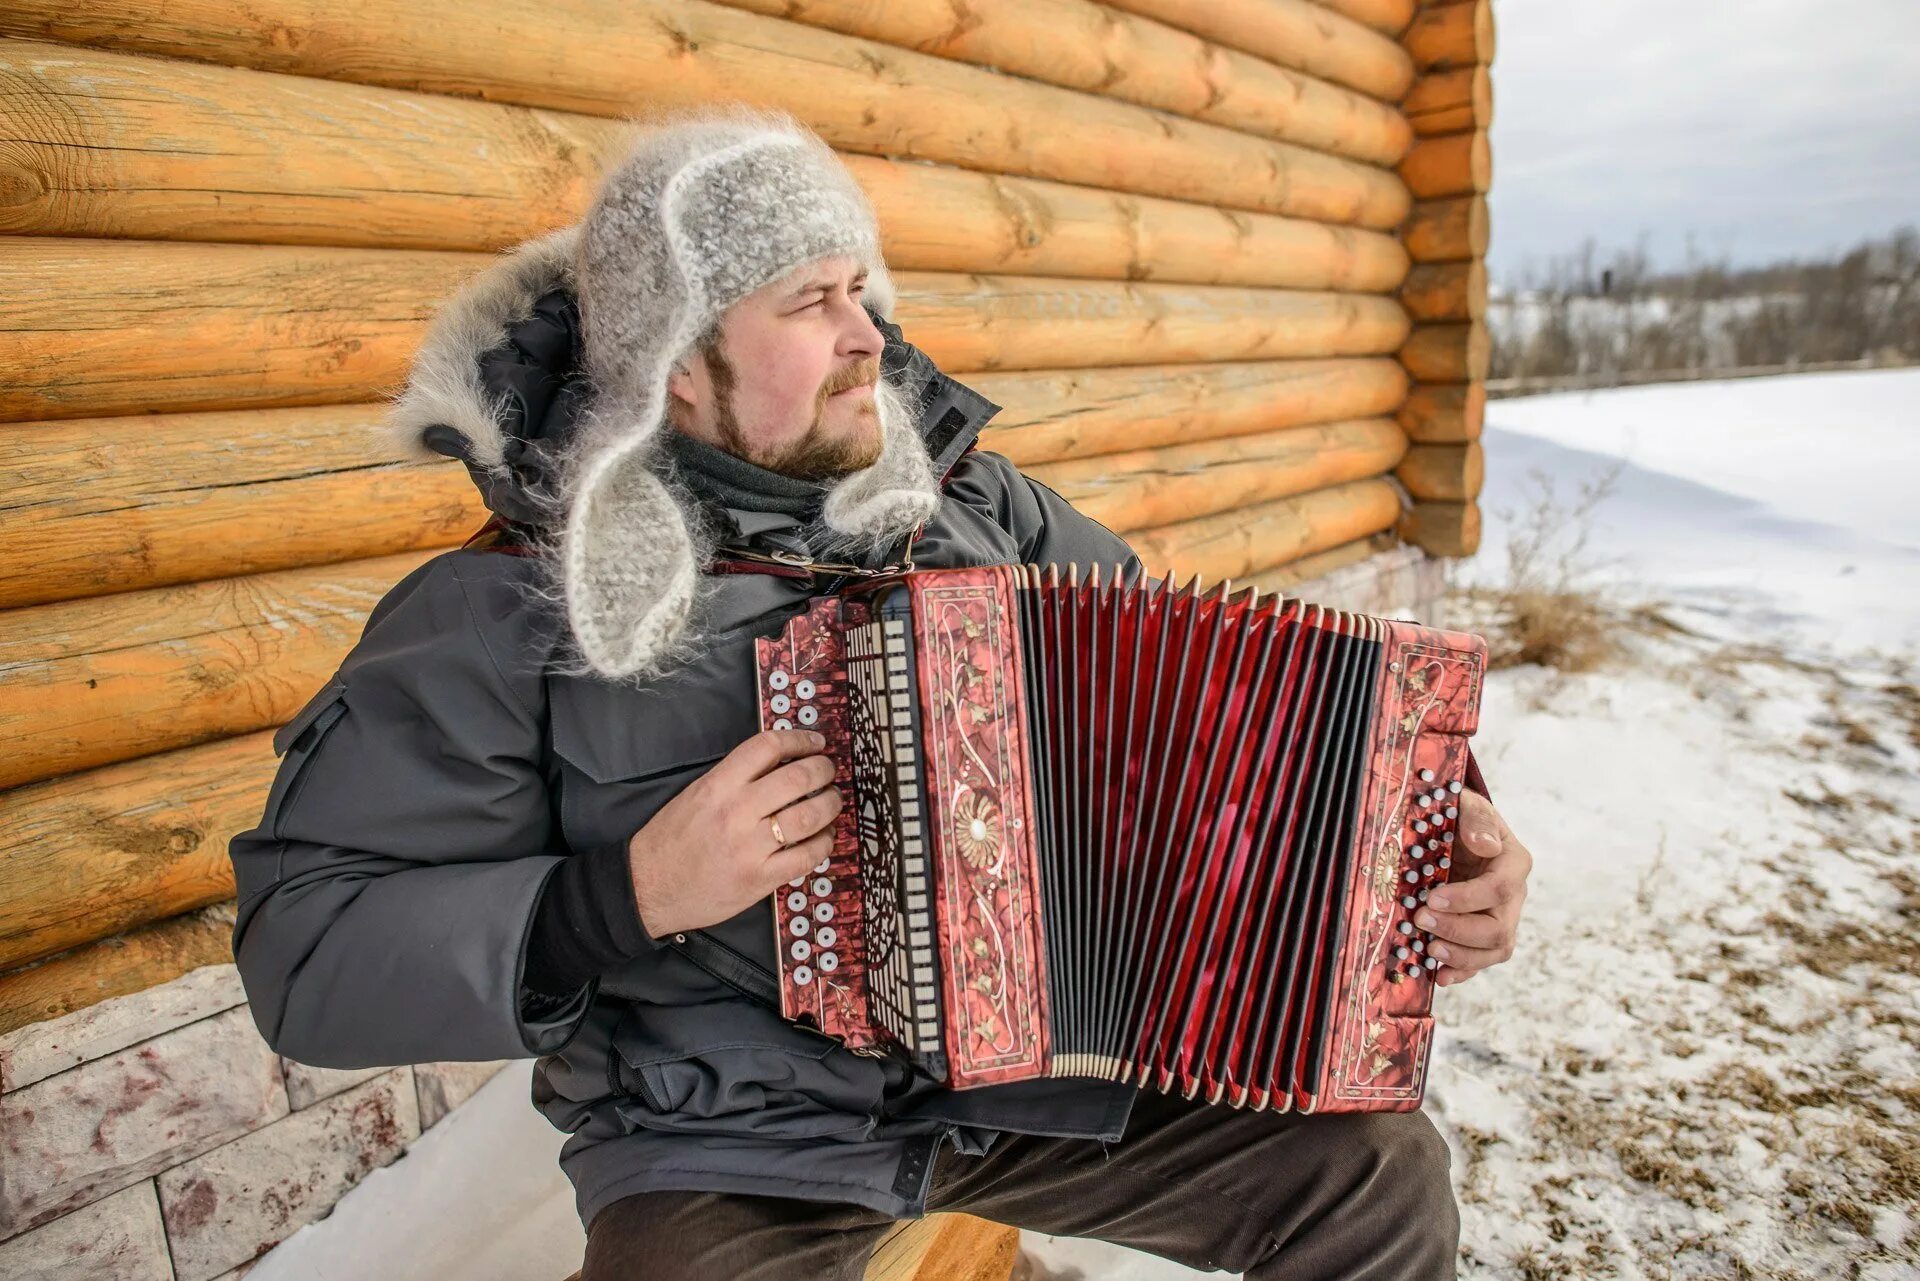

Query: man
left=228, top=107, right=1532, bottom=1279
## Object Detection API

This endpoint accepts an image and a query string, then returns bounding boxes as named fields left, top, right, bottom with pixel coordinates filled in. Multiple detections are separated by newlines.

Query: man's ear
left=665, top=357, right=699, bottom=413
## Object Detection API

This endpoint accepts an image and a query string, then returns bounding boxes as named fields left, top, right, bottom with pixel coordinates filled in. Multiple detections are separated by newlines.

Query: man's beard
left=712, top=351, right=885, bottom=482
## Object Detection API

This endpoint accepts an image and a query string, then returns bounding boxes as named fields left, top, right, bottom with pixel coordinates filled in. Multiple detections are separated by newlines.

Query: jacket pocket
left=609, top=1000, right=887, bottom=1143
left=263, top=677, right=349, bottom=839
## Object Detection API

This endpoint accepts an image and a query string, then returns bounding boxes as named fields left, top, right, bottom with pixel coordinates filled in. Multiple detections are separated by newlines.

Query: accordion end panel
left=1313, top=618, right=1487, bottom=1113
left=908, top=566, right=1052, bottom=1090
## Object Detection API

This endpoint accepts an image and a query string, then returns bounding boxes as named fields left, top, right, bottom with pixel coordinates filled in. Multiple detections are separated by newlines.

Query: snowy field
left=248, top=370, right=1920, bottom=1280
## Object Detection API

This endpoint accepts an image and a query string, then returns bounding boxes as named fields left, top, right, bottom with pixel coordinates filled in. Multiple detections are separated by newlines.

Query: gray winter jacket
left=227, top=259, right=1146, bottom=1226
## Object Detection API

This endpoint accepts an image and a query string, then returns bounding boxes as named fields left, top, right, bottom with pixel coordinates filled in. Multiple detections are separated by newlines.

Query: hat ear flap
left=561, top=432, right=702, bottom=680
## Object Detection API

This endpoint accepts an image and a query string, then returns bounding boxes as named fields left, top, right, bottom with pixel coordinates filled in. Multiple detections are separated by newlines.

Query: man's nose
left=838, top=295, right=883, bottom=358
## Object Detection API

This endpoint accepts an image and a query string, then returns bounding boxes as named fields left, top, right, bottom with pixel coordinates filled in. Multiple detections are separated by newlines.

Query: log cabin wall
left=0, top=0, right=1491, bottom=1270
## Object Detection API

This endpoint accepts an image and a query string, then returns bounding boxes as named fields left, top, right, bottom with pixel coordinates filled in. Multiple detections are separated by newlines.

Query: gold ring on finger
left=769, top=815, right=786, bottom=847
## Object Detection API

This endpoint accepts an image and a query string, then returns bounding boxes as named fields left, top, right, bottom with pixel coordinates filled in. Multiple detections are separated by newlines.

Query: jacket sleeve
left=227, top=551, right=601, bottom=1068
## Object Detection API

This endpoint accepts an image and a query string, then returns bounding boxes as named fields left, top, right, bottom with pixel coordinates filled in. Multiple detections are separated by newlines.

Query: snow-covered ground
left=249, top=369, right=1920, bottom=1280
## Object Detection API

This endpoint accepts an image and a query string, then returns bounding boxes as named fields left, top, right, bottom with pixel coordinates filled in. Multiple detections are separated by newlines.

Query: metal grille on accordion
left=755, top=562, right=1488, bottom=1114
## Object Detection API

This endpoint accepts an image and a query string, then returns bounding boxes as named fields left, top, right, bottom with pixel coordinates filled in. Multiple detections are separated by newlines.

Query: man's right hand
left=626, top=728, right=844, bottom=939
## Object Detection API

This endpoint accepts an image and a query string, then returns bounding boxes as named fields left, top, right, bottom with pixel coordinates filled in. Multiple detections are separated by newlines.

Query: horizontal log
left=1, top=241, right=1411, bottom=422
left=1099, top=0, right=1414, bottom=101
left=1304, top=0, right=1416, bottom=37
left=1241, top=531, right=1399, bottom=591
left=0, top=406, right=483, bottom=610
left=1403, top=65, right=1492, bottom=135
left=975, top=357, right=1407, bottom=465
left=1397, top=381, right=1485, bottom=442
left=1128, top=477, right=1402, bottom=581
left=0, top=904, right=236, bottom=1038
left=1398, top=499, right=1480, bottom=557
left=855, top=276, right=1412, bottom=373
left=1398, top=130, right=1491, bottom=199
left=0, top=551, right=435, bottom=790
left=1395, top=441, right=1483, bottom=501
left=1403, top=0, right=1495, bottom=71
left=0, top=5, right=1412, bottom=230
left=0, top=734, right=266, bottom=971
left=2, top=37, right=1410, bottom=271
left=1400, top=259, right=1487, bottom=322
left=0, top=239, right=477, bottom=423
left=1402, top=194, right=1489, bottom=263
left=1024, top=417, right=1407, bottom=531
left=858, top=158, right=1409, bottom=292
left=706, top=0, right=1412, bottom=166
left=1399, top=322, right=1489, bottom=382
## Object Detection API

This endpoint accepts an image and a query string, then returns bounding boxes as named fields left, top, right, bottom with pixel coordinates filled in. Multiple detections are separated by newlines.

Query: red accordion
left=753, top=563, right=1486, bottom=1113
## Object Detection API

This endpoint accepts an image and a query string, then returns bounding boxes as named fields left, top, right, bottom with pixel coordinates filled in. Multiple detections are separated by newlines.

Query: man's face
left=666, top=255, right=886, bottom=481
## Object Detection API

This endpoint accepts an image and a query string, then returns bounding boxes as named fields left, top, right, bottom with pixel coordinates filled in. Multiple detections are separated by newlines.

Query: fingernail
left=1427, top=892, right=1451, bottom=910
left=810, top=731, right=826, bottom=747
left=1429, top=943, right=1451, bottom=962
left=1416, top=911, right=1437, bottom=931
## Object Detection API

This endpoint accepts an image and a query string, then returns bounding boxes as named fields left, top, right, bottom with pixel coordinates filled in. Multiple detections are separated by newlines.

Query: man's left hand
left=1413, top=790, right=1532, bottom=987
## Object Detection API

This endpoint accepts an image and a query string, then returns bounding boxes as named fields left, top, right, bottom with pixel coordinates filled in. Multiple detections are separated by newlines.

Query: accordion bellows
left=755, top=563, right=1486, bottom=1114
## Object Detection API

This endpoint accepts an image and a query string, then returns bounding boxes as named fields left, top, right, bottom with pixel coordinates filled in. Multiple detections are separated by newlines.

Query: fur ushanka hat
left=384, top=106, right=942, bottom=683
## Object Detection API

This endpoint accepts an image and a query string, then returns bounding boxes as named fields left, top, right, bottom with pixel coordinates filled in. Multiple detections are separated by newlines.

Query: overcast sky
left=1487, top=0, right=1920, bottom=281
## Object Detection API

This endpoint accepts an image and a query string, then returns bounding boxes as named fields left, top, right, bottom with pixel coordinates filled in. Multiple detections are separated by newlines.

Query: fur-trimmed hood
left=380, top=225, right=996, bottom=678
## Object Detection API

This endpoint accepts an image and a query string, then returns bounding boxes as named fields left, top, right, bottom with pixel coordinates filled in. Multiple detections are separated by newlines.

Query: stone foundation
left=1286, top=544, right=1451, bottom=624
left=0, top=964, right=509, bottom=1280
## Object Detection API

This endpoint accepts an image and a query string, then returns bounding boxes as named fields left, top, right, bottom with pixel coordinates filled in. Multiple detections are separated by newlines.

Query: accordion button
left=1395, top=945, right=1410, bottom=960
left=1404, top=963, right=1421, bottom=978
left=770, top=693, right=792, bottom=714
left=1422, top=863, right=1436, bottom=877
left=1402, top=895, right=1418, bottom=909
left=770, top=670, right=790, bottom=691
left=796, top=679, right=816, bottom=700
left=1425, top=956, right=1442, bottom=970
left=1412, top=939, right=1426, bottom=953
left=819, top=952, right=839, bottom=972
left=1446, top=806, right=1459, bottom=820
left=1414, top=820, right=1429, bottom=834
left=787, top=891, right=808, bottom=912
left=1397, top=920, right=1414, bottom=935
left=789, top=917, right=811, bottom=937
left=1419, top=768, right=1435, bottom=782
left=791, top=939, right=812, bottom=960
left=1442, top=832, right=1456, bottom=845
left=1404, top=870, right=1419, bottom=884
left=812, top=877, right=833, bottom=897
left=1427, top=838, right=1441, bottom=851
left=774, top=718, right=793, bottom=730
left=814, top=859, right=831, bottom=874
left=816, top=926, right=837, bottom=947
left=794, top=965, right=813, bottom=985
left=798, top=706, right=818, bottom=726
left=814, top=902, right=835, bottom=923
left=1449, top=780, right=1464, bottom=794
left=1439, top=856, right=1453, bottom=870
left=1415, top=793, right=1431, bottom=808
left=789, top=875, right=806, bottom=888
left=1408, top=845, right=1424, bottom=859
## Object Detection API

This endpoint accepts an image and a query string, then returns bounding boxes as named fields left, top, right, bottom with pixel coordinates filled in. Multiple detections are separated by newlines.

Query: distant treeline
left=1488, top=227, right=1920, bottom=387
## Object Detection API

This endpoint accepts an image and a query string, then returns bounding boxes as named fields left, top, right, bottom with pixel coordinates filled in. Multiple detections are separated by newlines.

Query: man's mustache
left=819, top=357, right=882, bottom=400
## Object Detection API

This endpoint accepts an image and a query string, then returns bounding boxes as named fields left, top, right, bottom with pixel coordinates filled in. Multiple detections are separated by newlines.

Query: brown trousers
left=580, top=1090, right=1459, bottom=1279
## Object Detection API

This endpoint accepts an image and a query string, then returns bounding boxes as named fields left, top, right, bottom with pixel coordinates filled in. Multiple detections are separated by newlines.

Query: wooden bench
left=561, top=1212, right=1018, bottom=1280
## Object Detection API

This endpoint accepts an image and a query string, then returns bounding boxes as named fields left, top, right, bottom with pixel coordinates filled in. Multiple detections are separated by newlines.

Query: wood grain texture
left=1396, top=380, right=1485, bottom=443
left=0, top=904, right=236, bottom=1038
left=1400, top=259, right=1487, bottom=322
left=1, top=37, right=1408, bottom=287
left=1402, top=194, right=1489, bottom=263
left=1398, top=321, right=1489, bottom=383
left=0, top=734, right=269, bottom=970
left=0, top=551, right=435, bottom=790
left=1304, top=0, right=1416, bottom=37
left=1402, top=0, right=1495, bottom=72
left=1026, top=417, right=1407, bottom=531
left=975, top=357, right=1406, bottom=465
left=865, top=1214, right=1019, bottom=1281
left=1395, top=441, right=1483, bottom=501
left=1101, top=0, right=1415, bottom=100
left=707, top=0, right=1412, bottom=165
left=0, top=405, right=483, bottom=609
left=0, top=5, right=1410, bottom=229
left=1127, top=477, right=1402, bottom=580
left=1402, top=65, right=1491, bottom=135
left=2, top=243, right=1411, bottom=422
left=1398, top=499, right=1481, bottom=556
left=1397, top=129, right=1490, bottom=199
